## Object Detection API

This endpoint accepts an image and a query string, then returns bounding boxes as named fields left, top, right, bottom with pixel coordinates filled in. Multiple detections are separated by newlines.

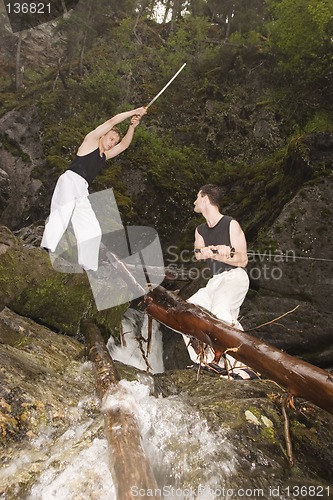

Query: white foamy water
left=107, top=309, right=164, bottom=374
left=0, top=397, right=115, bottom=500
left=103, top=379, right=237, bottom=499
left=1, top=317, right=237, bottom=500
left=27, top=437, right=115, bottom=500
left=1, top=376, right=236, bottom=499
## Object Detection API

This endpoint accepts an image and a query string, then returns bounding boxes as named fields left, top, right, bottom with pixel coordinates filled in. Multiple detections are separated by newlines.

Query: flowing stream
left=7, top=381, right=237, bottom=500
left=1, top=309, right=332, bottom=499
left=0, top=310, right=239, bottom=499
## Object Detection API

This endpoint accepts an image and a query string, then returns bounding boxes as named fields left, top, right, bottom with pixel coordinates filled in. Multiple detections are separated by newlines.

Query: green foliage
left=107, top=17, right=139, bottom=53
left=45, top=155, right=68, bottom=176
left=303, top=111, right=333, bottom=133
left=80, top=69, right=125, bottom=108
left=160, top=16, right=214, bottom=72
left=1, top=0, right=331, bottom=252
left=0, top=134, right=31, bottom=163
left=90, top=164, right=133, bottom=218
left=267, top=0, right=333, bottom=87
left=118, top=127, right=211, bottom=245
left=229, top=30, right=260, bottom=47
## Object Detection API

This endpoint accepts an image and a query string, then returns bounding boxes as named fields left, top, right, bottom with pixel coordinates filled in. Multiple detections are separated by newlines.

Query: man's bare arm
left=195, top=220, right=248, bottom=267
left=87, top=107, right=146, bottom=141
left=194, top=229, right=208, bottom=260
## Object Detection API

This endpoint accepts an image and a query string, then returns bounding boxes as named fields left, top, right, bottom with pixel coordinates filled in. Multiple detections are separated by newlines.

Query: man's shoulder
left=77, top=133, right=99, bottom=154
left=216, top=215, right=233, bottom=228
left=196, top=222, right=207, bottom=234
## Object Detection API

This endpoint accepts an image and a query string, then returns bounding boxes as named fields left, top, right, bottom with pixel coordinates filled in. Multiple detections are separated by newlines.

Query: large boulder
left=0, top=107, right=46, bottom=229
left=243, top=175, right=333, bottom=367
left=0, top=226, right=128, bottom=339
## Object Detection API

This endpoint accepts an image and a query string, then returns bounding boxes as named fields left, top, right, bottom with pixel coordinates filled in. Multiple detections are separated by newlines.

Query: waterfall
left=20, top=376, right=236, bottom=500
left=1, top=309, right=237, bottom=500
left=107, top=308, right=165, bottom=374
left=27, top=431, right=115, bottom=499
left=4, top=310, right=323, bottom=499
left=103, top=379, right=237, bottom=497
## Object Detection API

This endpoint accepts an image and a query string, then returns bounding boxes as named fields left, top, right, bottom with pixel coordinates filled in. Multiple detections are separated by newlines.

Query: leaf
left=245, top=410, right=261, bottom=426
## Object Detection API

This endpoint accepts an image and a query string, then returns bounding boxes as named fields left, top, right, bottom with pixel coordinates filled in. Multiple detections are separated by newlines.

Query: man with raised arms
left=41, top=106, right=146, bottom=271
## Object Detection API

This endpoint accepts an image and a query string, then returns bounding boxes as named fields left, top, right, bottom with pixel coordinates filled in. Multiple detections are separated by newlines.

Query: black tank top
left=68, top=148, right=106, bottom=184
left=197, top=215, right=236, bottom=275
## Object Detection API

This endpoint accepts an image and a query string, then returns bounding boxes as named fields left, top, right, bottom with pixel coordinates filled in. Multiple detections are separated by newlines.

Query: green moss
left=0, top=133, right=31, bottom=163
left=45, top=155, right=68, bottom=174
left=0, top=232, right=128, bottom=340
left=0, top=248, right=33, bottom=305
left=261, top=423, right=276, bottom=442
left=303, top=111, right=333, bottom=133
left=16, top=274, right=92, bottom=334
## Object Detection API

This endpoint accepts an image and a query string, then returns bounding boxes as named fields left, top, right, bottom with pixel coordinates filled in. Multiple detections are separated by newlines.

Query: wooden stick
left=248, top=305, right=300, bottom=331
left=282, top=394, right=294, bottom=466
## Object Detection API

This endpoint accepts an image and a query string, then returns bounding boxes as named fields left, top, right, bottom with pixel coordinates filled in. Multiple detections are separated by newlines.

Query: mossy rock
left=0, top=226, right=128, bottom=340
left=154, top=369, right=333, bottom=486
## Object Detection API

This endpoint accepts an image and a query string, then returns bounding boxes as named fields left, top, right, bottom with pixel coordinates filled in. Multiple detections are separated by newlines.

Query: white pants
left=41, top=171, right=102, bottom=271
left=184, top=267, right=250, bottom=367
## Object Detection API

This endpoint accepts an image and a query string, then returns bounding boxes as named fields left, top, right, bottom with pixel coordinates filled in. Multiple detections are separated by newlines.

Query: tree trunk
left=144, top=286, right=333, bottom=415
left=82, top=320, right=158, bottom=500
left=78, top=30, right=87, bottom=78
left=15, top=33, right=23, bottom=91
left=163, top=0, right=172, bottom=23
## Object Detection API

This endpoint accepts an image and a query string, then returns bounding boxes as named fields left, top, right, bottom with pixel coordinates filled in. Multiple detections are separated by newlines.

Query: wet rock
left=0, top=168, right=9, bottom=212
left=0, top=307, right=91, bottom=444
left=0, top=308, right=104, bottom=498
left=242, top=176, right=333, bottom=367
left=0, top=226, right=128, bottom=339
left=0, top=107, right=44, bottom=229
left=154, top=368, right=333, bottom=489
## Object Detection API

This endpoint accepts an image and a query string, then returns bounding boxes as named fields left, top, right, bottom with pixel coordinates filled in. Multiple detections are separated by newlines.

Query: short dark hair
left=111, top=127, right=121, bottom=142
left=199, top=184, right=222, bottom=208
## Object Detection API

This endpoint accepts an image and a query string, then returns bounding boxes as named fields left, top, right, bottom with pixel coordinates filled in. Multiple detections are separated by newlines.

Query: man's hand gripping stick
left=194, top=247, right=235, bottom=257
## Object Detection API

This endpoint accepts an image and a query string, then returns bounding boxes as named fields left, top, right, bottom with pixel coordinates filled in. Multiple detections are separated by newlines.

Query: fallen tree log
left=143, top=286, right=333, bottom=415
left=82, top=320, right=157, bottom=500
